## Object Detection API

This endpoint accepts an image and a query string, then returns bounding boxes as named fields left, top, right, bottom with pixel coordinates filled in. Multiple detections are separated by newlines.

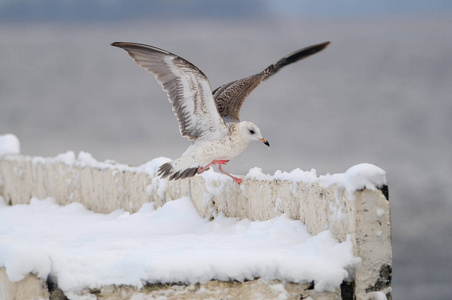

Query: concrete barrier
left=0, top=154, right=392, bottom=299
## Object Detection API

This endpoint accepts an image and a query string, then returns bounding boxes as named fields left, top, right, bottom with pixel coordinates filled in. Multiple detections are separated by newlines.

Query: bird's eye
left=249, top=129, right=255, bottom=134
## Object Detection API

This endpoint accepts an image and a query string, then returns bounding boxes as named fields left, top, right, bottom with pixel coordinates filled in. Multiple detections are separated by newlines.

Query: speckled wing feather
left=112, top=42, right=228, bottom=141
left=213, top=41, right=330, bottom=123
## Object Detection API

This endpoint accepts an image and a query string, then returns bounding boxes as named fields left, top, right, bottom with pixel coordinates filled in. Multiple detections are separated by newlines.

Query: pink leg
left=197, top=160, right=230, bottom=174
left=218, top=165, right=242, bottom=184
left=212, top=160, right=229, bottom=165
left=197, top=162, right=214, bottom=174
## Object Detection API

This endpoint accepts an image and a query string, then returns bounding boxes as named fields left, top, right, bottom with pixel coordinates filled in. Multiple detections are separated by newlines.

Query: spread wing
left=112, top=42, right=228, bottom=141
left=213, top=41, right=330, bottom=123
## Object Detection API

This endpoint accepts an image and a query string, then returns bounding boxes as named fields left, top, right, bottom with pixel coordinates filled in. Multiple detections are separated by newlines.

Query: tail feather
left=157, top=162, right=173, bottom=178
left=158, top=162, right=198, bottom=180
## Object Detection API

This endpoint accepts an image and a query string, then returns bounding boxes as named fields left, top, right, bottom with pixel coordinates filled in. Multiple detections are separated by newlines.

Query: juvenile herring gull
left=112, top=41, right=330, bottom=183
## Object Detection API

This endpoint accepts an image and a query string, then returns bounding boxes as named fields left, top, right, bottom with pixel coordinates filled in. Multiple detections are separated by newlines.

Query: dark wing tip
left=283, top=41, right=331, bottom=64
left=111, top=42, right=172, bottom=56
left=111, top=42, right=137, bottom=52
left=264, top=41, right=331, bottom=79
left=111, top=42, right=132, bottom=48
left=315, top=41, right=331, bottom=52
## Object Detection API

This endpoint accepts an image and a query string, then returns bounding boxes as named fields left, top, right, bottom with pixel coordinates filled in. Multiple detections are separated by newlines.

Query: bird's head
left=236, top=121, right=270, bottom=147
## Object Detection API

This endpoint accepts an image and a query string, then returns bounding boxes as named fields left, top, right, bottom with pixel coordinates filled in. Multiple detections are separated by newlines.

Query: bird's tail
left=263, top=41, right=330, bottom=79
left=158, top=162, right=199, bottom=181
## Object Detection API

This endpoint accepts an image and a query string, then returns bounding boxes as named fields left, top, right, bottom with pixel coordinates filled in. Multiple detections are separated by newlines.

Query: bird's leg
left=197, top=162, right=213, bottom=174
left=218, top=164, right=242, bottom=184
left=213, top=160, right=229, bottom=165
left=197, top=160, right=230, bottom=174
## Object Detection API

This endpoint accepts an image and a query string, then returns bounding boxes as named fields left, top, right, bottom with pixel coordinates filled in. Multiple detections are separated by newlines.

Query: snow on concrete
left=344, top=163, right=387, bottom=193
left=0, top=197, right=360, bottom=298
left=140, top=157, right=172, bottom=199
left=46, top=150, right=135, bottom=171
left=0, top=139, right=388, bottom=297
left=245, top=167, right=318, bottom=184
left=0, top=134, right=20, bottom=156
left=372, top=291, right=389, bottom=300
left=245, top=163, right=386, bottom=198
left=0, top=132, right=387, bottom=198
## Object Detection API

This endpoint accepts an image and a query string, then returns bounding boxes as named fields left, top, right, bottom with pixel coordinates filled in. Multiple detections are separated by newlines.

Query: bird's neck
left=229, top=124, right=250, bottom=146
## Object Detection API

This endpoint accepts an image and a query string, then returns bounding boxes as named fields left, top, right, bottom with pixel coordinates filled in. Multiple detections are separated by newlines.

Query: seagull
left=112, top=41, right=330, bottom=183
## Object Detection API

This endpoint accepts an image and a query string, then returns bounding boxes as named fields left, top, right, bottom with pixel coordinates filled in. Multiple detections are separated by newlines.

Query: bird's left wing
left=213, top=41, right=330, bottom=124
left=112, top=42, right=228, bottom=140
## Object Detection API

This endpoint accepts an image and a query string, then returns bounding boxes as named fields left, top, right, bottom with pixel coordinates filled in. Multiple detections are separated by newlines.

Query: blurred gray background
left=1, top=1, right=451, bottom=299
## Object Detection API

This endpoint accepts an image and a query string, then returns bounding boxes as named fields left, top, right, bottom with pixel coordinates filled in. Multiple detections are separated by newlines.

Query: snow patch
left=54, top=151, right=77, bottom=164
left=344, top=163, right=387, bottom=194
left=0, top=197, right=359, bottom=297
left=138, top=157, right=171, bottom=177
left=77, top=151, right=99, bottom=167
left=273, top=168, right=318, bottom=184
left=372, top=291, right=388, bottom=300
left=140, top=157, right=172, bottom=200
left=245, top=167, right=272, bottom=180
left=245, top=167, right=317, bottom=184
left=376, top=208, right=386, bottom=218
left=200, top=169, right=228, bottom=196
left=244, top=163, right=386, bottom=199
left=269, top=283, right=289, bottom=300
left=317, top=173, right=346, bottom=188
left=0, top=134, right=20, bottom=156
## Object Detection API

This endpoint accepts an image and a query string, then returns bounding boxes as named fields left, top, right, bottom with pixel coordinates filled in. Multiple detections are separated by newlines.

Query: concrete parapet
left=0, top=154, right=392, bottom=299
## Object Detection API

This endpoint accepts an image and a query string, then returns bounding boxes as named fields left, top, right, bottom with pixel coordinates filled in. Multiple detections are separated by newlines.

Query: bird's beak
left=260, top=138, right=270, bottom=147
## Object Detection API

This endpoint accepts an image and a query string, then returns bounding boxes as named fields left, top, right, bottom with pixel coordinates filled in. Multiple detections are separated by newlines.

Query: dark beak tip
left=264, top=141, right=270, bottom=147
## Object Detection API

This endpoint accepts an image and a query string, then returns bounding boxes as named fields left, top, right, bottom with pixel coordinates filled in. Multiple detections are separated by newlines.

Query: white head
left=235, top=121, right=270, bottom=147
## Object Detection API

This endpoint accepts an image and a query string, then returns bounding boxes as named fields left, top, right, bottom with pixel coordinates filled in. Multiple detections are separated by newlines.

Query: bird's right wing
left=213, top=41, right=330, bottom=123
left=112, top=42, right=228, bottom=140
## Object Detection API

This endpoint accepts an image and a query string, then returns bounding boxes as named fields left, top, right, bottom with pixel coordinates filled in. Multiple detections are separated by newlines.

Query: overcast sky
left=0, top=0, right=451, bottom=22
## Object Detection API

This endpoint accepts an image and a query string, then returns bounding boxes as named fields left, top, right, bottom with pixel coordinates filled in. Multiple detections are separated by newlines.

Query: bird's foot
left=197, top=166, right=210, bottom=174
left=218, top=164, right=242, bottom=184
left=232, top=177, right=243, bottom=184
